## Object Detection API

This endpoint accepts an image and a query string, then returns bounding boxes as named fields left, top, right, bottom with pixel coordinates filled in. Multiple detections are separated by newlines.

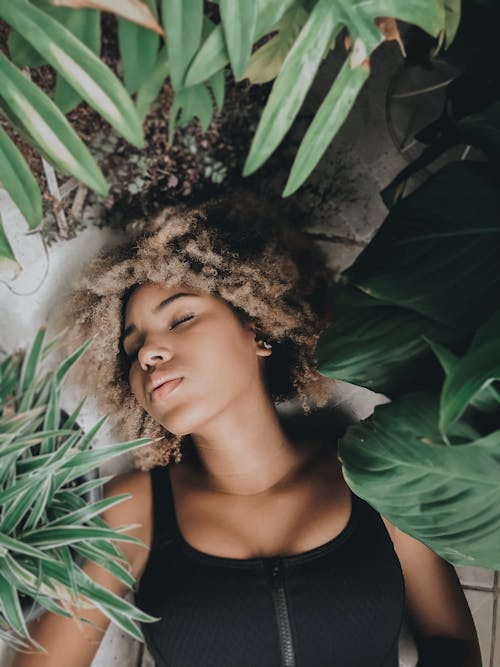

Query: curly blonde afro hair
left=63, top=190, right=336, bottom=470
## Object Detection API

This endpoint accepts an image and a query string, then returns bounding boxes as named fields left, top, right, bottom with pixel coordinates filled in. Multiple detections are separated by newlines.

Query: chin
left=153, top=406, right=207, bottom=438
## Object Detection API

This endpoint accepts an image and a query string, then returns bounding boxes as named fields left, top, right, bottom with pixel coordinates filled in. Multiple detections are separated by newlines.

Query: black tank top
left=136, top=464, right=405, bottom=667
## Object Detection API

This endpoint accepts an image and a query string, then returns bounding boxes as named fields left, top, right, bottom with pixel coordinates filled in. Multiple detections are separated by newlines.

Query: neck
left=185, top=390, right=312, bottom=497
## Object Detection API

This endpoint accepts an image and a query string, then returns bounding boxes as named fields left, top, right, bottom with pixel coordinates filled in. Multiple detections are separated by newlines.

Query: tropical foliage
left=0, top=0, right=459, bottom=269
left=316, top=160, right=500, bottom=568
left=0, top=328, right=157, bottom=652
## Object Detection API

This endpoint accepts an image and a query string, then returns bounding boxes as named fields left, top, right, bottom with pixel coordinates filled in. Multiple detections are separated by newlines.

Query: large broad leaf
left=439, top=307, right=500, bottom=435
left=339, top=391, right=500, bottom=568
left=344, top=161, right=500, bottom=333
left=316, top=282, right=467, bottom=397
left=0, top=52, right=108, bottom=195
left=0, top=126, right=42, bottom=229
left=219, top=0, right=257, bottom=80
left=161, top=0, right=203, bottom=91
left=0, top=0, right=144, bottom=148
left=118, top=0, right=159, bottom=94
left=455, top=101, right=500, bottom=162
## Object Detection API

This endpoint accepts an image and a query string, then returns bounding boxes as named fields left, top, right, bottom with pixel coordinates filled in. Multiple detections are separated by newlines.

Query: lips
left=150, top=377, right=183, bottom=402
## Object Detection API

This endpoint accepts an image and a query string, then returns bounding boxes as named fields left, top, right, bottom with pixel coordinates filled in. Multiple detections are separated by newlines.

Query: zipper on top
left=269, top=557, right=296, bottom=667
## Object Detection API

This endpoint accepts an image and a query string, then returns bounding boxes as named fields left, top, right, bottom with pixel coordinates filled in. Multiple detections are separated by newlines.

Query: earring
left=262, top=341, right=272, bottom=349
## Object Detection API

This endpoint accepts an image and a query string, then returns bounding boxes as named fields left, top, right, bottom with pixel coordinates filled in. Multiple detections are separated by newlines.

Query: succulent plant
left=0, top=327, right=157, bottom=652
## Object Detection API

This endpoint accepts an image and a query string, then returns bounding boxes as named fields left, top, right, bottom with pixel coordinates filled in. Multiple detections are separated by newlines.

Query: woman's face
left=121, top=283, right=271, bottom=435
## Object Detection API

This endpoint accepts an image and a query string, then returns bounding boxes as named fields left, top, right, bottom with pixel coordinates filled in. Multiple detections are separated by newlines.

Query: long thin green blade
left=283, top=57, right=369, bottom=196
left=119, top=0, right=159, bottom=94
left=0, top=52, right=109, bottom=196
left=0, top=124, right=42, bottom=228
left=52, top=7, right=101, bottom=113
left=219, top=0, right=257, bottom=79
left=0, top=214, right=19, bottom=273
left=22, top=525, right=143, bottom=548
left=0, top=0, right=144, bottom=148
left=242, top=0, right=341, bottom=177
left=136, top=47, right=170, bottom=122
left=161, top=0, right=203, bottom=91
left=19, top=327, right=45, bottom=394
left=185, top=0, right=297, bottom=86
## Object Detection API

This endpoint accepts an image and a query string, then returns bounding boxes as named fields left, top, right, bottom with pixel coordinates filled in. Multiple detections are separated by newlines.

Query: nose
left=137, top=340, right=173, bottom=370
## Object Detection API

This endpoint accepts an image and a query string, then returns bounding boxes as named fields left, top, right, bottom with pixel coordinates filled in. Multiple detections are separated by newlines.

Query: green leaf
left=136, top=46, right=170, bottom=122
left=19, top=328, right=46, bottom=395
left=0, top=532, right=56, bottom=561
left=7, top=28, right=48, bottom=67
left=55, top=336, right=93, bottom=386
left=168, top=84, right=213, bottom=144
left=118, top=0, right=159, bottom=94
left=0, top=52, right=109, bottom=196
left=283, top=56, right=369, bottom=196
left=22, top=525, right=143, bottom=548
left=316, top=282, right=465, bottom=397
left=23, top=475, right=53, bottom=532
left=41, top=377, right=59, bottom=454
left=51, top=8, right=101, bottom=113
left=0, top=571, right=30, bottom=639
left=344, top=162, right=500, bottom=332
left=185, top=0, right=298, bottom=86
left=208, top=67, right=225, bottom=111
left=219, top=0, right=257, bottom=79
left=373, top=0, right=445, bottom=38
left=440, top=307, right=500, bottom=435
left=442, top=0, right=462, bottom=47
left=48, top=494, right=132, bottom=528
left=242, top=0, right=343, bottom=177
left=71, top=542, right=135, bottom=589
left=0, top=0, right=144, bottom=148
left=455, top=101, right=500, bottom=162
left=60, top=437, right=152, bottom=480
left=339, top=391, right=500, bottom=568
left=0, top=214, right=20, bottom=274
left=161, top=0, right=203, bottom=91
left=239, top=5, right=309, bottom=84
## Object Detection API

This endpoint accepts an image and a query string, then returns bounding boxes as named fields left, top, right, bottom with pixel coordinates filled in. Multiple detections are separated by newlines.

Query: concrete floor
left=1, top=37, right=498, bottom=667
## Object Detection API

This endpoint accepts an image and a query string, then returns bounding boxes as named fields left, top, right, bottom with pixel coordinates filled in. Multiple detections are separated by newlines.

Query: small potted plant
left=0, top=327, right=158, bottom=653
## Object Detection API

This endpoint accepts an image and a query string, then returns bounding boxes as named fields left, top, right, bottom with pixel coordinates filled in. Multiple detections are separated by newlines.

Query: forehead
left=124, top=283, right=215, bottom=322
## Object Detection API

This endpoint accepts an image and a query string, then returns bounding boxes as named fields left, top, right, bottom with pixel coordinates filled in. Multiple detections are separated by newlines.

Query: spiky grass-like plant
left=0, top=327, right=157, bottom=653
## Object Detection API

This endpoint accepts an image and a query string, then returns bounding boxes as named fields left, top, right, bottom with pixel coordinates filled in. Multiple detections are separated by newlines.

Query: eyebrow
left=122, top=292, right=199, bottom=343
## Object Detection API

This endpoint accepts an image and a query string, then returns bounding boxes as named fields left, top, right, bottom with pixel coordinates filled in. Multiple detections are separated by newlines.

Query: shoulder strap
left=149, top=465, right=178, bottom=552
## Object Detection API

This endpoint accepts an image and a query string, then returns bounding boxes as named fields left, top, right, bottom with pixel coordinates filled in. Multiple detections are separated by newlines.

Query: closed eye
left=123, top=314, right=195, bottom=362
left=170, top=313, right=194, bottom=329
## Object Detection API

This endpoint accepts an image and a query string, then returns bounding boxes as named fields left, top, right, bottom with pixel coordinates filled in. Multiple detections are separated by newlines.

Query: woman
left=13, top=192, right=481, bottom=667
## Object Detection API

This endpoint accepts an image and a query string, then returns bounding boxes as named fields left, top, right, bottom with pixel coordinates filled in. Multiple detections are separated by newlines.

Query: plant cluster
left=0, top=328, right=157, bottom=652
left=0, top=0, right=459, bottom=271
left=318, top=158, right=500, bottom=569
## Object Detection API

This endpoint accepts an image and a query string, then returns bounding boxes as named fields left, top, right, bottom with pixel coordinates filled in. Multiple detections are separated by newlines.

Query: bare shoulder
left=102, top=469, right=153, bottom=578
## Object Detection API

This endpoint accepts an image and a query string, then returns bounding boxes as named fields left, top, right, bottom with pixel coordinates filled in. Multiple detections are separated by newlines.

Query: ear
left=256, top=340, right=272, bottom=358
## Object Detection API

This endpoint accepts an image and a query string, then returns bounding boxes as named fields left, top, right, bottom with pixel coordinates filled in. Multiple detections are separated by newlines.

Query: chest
left=170, top=453, right=352, bottom=560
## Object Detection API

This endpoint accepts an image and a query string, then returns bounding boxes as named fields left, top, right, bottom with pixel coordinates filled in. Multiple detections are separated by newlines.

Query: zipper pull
left=270, top=557, right=281, bottom=580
